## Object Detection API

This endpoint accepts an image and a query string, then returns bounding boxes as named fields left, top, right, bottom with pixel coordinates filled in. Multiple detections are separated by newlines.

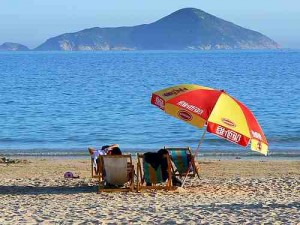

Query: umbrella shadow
left=0, top=185, right=97, bottom=195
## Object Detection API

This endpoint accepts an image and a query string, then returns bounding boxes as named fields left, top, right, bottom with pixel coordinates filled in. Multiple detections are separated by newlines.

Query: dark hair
left=110, top=147, right=122, bottom=155
left=157, top=149, right=168, bottom=156
left=101, top=145, right=110, bottom=150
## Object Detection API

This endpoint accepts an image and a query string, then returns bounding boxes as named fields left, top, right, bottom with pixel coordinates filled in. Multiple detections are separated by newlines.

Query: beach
left=0, top=157, right=299, bottom=224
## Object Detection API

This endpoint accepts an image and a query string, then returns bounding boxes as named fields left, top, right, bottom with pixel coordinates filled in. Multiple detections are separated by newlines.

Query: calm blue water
left=0, top=50, right=299, bottom=156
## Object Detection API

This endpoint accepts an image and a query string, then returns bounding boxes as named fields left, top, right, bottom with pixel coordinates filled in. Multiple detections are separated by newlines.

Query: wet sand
left=0, top=157, right=299, bottom=224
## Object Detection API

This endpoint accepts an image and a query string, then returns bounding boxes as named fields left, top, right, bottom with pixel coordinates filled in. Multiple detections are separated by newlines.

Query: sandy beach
left=0, top=157, right=299, bottom=224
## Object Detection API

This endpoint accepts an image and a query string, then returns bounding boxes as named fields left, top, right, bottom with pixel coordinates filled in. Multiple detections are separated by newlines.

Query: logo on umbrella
left=163, top=87, right=188, bottom=97
left=178, top=110, right=193, bottom=121
left=251, top=130, right=262, bottom=140
left=221, top=118, right=236, bottom=127
left=257, top=141, right=262, bottom=151
left=153, top=96, right=165, bottom=110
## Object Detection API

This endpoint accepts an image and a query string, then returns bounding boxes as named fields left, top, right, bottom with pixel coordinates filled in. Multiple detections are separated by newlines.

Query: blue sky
left=0, top=0, right=299, bottom=48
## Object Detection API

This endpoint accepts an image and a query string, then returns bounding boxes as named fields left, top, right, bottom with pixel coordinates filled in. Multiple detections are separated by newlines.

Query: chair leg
left=189, top=155, right=200, bottom=180
left=136, top=163, right=140, bottom=192
left=181, top=163, right=193, bottom=188
left=193, top=160, right=201, bottom=180
left=131, top=168, right=134, bottom=191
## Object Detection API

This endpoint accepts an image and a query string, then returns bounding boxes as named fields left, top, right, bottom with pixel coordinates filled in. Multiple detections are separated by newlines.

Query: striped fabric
left=143, top=161, right=163, bottom=184
left=170, top=150, right=189, bottom=174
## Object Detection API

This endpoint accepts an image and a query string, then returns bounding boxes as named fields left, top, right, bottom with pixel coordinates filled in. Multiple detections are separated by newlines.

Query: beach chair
left=98, top=154, right=134, bottom=192
left=164, top=147, right=200, bottom=186
left=136, top=153, right=174, bottom=192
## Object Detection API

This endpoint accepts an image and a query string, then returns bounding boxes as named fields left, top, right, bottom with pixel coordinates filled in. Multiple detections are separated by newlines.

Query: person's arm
left=88, top=147, right=95, bottom=156
left=107, top=144, right=119, bottom=150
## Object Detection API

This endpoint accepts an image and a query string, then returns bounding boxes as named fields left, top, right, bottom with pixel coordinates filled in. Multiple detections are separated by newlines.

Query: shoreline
left=1, top=149, right=300, bottom=161
left=3, top=155, right=300, bottom=162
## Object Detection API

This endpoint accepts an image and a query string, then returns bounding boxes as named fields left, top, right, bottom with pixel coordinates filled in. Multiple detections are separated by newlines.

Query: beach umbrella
left=151, top=84, right=268, bottom=156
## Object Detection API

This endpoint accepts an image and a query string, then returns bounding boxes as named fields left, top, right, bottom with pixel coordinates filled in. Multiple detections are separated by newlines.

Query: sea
left=0, top=50, right=299, bottom=159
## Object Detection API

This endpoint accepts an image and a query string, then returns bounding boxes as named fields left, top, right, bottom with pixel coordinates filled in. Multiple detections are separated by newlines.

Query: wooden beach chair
left=136, top=153, right=174, bottom=192
left=98, top=155, right=134, bottom=192
left=164, top=146, right=200, bottom=185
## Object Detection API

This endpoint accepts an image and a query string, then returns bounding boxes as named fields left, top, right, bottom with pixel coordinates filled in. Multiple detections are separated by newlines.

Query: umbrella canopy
left=151, top=84, right=268, bottom=155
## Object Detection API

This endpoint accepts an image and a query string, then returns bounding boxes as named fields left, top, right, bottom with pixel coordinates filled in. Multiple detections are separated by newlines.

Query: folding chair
left=98, top=155, right=134, bottom=192
left=136, top=153, right=174, bottom=192
left=164, top=147, right=200, bottom=186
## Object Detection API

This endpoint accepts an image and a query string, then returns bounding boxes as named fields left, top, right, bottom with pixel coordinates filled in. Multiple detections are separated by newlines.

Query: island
left=0, top=42, right=29, bottom=51
left=35, top=8, right=279, bottom=51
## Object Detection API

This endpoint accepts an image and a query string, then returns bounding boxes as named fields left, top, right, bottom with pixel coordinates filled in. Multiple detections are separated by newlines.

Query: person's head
left=101, top=145, right=110, bottom=150
left=157, top=149, right=168, bottom=156
left=110, top=147, right=122, bottom=155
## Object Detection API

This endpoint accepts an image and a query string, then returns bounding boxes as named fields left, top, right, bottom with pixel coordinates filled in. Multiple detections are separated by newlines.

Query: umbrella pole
left=195, top=129, right=207, bottom=157
left=181, top=129, right=207, bottom=188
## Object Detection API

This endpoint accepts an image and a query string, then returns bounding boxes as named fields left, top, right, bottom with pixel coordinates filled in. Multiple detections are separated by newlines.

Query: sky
left=0, top=0, right=299, bottom=49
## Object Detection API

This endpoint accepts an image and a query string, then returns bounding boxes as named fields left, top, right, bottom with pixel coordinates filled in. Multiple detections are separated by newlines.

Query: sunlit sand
left=0, top=157, right=299, bottom=224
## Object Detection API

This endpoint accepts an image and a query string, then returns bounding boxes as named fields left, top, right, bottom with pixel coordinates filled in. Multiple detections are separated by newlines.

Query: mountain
left=0, top=42, right=30, bottom=51
left=35, top=8, right=279, bottom=51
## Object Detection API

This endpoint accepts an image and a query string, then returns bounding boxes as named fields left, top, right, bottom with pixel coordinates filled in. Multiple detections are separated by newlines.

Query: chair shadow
left=0, top=185, right=97, bottom=195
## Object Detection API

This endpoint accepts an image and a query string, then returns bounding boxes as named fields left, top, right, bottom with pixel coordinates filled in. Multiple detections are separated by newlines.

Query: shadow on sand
left=0, top=185, right=97, bottom=195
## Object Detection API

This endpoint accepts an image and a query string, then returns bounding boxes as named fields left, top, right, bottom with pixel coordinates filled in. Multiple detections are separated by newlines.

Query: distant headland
left=0, top=42, right=29, bottom=51
left=1, top=8, right=279, bottom=51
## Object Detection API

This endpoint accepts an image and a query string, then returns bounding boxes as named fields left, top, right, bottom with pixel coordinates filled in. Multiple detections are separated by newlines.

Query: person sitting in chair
left=143, top=149, right=169, bottom=185
left=144, top=149, right=182, bottom=186
left=88, top=144, right=119, bottom=174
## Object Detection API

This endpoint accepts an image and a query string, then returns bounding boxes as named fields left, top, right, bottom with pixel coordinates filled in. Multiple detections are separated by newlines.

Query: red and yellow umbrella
left=151, top=84, right=268, bottom=155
